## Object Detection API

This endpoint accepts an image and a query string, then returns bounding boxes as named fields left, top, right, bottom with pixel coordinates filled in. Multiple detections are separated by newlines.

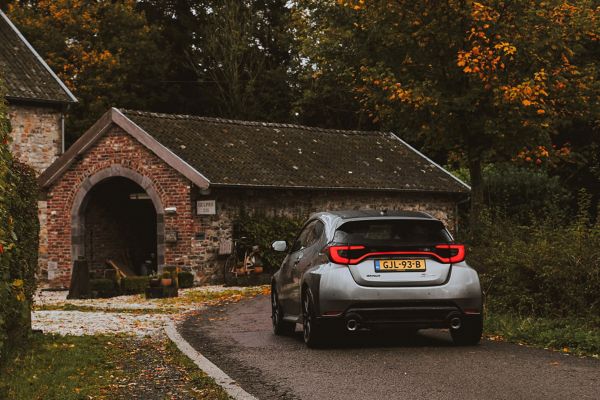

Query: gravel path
left=32, top=310, right=172, bottom=336
left=31, top=286, right=255, bottom=337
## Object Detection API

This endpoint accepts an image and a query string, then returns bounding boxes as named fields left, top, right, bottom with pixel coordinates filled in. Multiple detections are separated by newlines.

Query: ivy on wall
left=0, top=79, right=39, bottom=363
left=234, top=213, right=304, bottom=273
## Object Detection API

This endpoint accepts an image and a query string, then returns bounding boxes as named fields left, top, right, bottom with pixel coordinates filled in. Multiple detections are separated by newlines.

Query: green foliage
left=293, top=0, right=600, bottom=224
left=482, top=163, right=572, bottom=223
left=468, top=194, right=600, bottom=321
left=485, top=312, right=600, bottom=357
left=7, top=0, right=296, bottom=140
left=0, top=79, right=39, bottom=364
left=7, top=0, right=172, bottom=143
left=120, top=276, right=149, bottom=295
left=235, top=214, right=304, bottom=273
left=89, top=279, right=118, bottom=298
left=177, top=272, right=194, bottom=289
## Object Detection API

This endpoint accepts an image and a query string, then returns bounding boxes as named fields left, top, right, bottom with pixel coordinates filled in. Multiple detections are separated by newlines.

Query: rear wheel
left=271, top=289, right=295, bottom=336
left=302, top=289, right=327, bottom=348
left=450, top=315, right=483, bottom=346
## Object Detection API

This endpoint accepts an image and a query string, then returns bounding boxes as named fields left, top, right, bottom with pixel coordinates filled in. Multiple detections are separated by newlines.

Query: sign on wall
left=196, top=200, right=216, bottom=215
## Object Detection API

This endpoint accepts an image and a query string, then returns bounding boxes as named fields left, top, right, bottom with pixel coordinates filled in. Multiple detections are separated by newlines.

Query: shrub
left=234, top=214, right=304, bottom=273
left=466, top=192, right=600, bottom=322
left=482, top=163, right=571, bottom=223
left=120, top=276, right=149, bottom=295
left=90, top=279, right=118, bottom=298
left=178, top=272, right=194, bottom=288
left=0, top=81, right=39, bottom=362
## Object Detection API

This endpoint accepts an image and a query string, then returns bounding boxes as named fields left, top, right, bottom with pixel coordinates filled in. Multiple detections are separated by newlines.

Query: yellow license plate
left=374, top=259, right=426, bottom=272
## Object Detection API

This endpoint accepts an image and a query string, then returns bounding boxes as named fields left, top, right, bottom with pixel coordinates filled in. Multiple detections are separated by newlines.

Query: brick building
left=0, top=10, right=77, bottom=280
left=38, top=108, right=470, bottom=288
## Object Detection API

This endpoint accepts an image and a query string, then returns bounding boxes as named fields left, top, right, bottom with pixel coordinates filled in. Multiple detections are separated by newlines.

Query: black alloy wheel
left=271, top=288, right=295, bottom=335
left=302, top=289, right=326, bottom=347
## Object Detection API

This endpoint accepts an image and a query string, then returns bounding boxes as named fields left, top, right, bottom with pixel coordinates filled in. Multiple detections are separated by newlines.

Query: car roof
left=315, top=210, right=435, bottom=220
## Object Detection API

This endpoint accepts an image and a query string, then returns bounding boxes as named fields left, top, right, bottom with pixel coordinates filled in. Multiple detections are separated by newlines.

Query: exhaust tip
left=450, top=317, right=461, bottom=330
left=346, top=319, right=358, bottom=332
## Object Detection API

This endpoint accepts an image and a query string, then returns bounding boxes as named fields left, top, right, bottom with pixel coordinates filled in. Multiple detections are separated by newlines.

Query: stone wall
left=8, top=103, right=63, bottom=286
left=189, top=188, right=459, bottom=283
left=8, top=104, right=63, bottom=174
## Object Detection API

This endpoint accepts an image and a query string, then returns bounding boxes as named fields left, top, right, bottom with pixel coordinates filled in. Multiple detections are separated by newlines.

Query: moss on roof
left=123, top=110, right=469, bottom=193
left=0, top=10, right=75, bottom=104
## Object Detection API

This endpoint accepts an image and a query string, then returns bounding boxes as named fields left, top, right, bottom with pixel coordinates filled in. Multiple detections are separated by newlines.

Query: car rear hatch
left=328, top=218, right=463, bottom=287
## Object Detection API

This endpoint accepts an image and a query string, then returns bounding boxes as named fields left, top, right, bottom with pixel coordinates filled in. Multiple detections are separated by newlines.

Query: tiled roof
left=122, top=110, right=469, bottom=193
left=0, top=10, right=76, bottom=104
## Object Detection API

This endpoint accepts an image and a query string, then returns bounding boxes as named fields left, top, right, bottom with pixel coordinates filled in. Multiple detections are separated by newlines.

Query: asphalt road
left=179, top=295, right=600, bottom=400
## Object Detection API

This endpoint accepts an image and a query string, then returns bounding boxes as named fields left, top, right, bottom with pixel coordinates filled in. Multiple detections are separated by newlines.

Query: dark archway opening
left=83, top=177, right=157, bottom=275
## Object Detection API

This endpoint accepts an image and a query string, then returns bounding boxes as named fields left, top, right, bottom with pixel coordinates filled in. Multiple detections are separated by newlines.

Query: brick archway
left=70, top=165, right=165, bottom=269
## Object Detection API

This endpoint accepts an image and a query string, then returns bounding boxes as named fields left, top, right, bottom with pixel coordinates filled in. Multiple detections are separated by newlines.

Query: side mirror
left=271, top=240, right=287, bottom=252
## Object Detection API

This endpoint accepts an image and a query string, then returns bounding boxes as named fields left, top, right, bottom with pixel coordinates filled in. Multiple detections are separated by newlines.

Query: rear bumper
left=312, top=262, right=483, bottom=328
left=316, top=301, right=477, bottom=330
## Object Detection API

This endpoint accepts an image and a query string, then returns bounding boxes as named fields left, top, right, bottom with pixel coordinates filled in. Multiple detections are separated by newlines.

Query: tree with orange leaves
left=6, top=0, right=170, bottom=142
left=296, top=0, right=599, bottom=228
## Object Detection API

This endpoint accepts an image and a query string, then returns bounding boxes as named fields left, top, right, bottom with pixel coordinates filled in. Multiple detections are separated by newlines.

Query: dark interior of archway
left=84, top=177, right=157, bottom=275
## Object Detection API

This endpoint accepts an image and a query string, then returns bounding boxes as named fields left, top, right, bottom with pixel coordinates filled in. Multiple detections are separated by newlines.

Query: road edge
left=165, top=320, right=259, bottom=400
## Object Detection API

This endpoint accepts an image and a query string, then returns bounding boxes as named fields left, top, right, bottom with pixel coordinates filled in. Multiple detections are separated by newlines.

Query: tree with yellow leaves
left=295, top=0, right=599, bottom=228
left=7, top=0, right=170, bottom=142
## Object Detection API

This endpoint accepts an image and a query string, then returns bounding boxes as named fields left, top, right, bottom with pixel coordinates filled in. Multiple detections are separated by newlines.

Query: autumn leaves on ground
left=0, top=286, right=270, bottom=400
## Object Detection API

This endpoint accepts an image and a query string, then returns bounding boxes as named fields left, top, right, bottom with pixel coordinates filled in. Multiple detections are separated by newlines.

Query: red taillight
left=434, top=244, right=465, bottom=263
left=326, top=244, right=465, bottom=265
left=327, top=245, right=366, bottom=265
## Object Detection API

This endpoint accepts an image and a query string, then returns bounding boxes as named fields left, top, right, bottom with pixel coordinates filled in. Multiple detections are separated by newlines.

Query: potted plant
left=160, top=272, right=173, bottom=287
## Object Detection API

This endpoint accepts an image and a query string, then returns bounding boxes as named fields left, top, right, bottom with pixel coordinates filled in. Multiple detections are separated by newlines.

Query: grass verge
left=485, top=311, right=600, bottom=358
left=0, top=333, right=229, bottom=399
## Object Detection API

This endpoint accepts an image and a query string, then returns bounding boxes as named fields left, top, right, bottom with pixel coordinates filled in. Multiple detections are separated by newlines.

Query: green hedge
left=482, top=163, right=572, bottom=223
left=0, top=79, right=39, bottom=363
left=120, top=276, right=149, bottom=295
left=177, top=272, right=194, bottom=289
left=467, top=191, right=600, bottom=322
left=90, top=279, right=118, bottom=298
left=0, top=86, right=40, bottom=363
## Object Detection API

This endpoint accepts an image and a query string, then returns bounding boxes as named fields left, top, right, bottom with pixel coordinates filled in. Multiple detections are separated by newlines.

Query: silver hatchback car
left=271, top=210, right=483, bottom=347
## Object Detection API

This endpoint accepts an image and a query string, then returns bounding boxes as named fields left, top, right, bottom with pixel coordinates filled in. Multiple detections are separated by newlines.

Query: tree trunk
left=468, top=149, right=484, bottom=235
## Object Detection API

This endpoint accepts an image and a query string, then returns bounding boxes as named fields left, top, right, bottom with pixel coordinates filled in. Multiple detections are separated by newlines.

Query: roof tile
left=0, top=10, right=74, bottom=104
left=122, top=109, right=469, bottom=193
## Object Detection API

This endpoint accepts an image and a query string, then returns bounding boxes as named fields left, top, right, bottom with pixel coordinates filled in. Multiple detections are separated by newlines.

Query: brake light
left=327, top=245, right=366, bottom=265
left=326, top=244, right=465, bottom=265
left=434, top=244, right=466, bottom=263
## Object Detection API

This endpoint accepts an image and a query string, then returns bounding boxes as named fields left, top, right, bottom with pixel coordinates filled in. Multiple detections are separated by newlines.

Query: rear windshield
left=333, top=219, right=452, bottom=245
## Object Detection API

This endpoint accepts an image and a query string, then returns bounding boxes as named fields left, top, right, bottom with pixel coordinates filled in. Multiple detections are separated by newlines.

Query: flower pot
left=161, top=278, right=173, bottom=287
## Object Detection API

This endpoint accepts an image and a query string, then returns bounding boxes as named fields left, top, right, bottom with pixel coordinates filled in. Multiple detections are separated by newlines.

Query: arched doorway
left=71, top=167, right=165, bottom=275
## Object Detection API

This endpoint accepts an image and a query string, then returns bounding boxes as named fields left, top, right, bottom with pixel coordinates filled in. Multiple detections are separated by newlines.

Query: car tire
left=450, top=315, right=483, bottom=346
left=302, top=289, right=328, bottom=348
left=271, top=289, right=295, bottom=336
